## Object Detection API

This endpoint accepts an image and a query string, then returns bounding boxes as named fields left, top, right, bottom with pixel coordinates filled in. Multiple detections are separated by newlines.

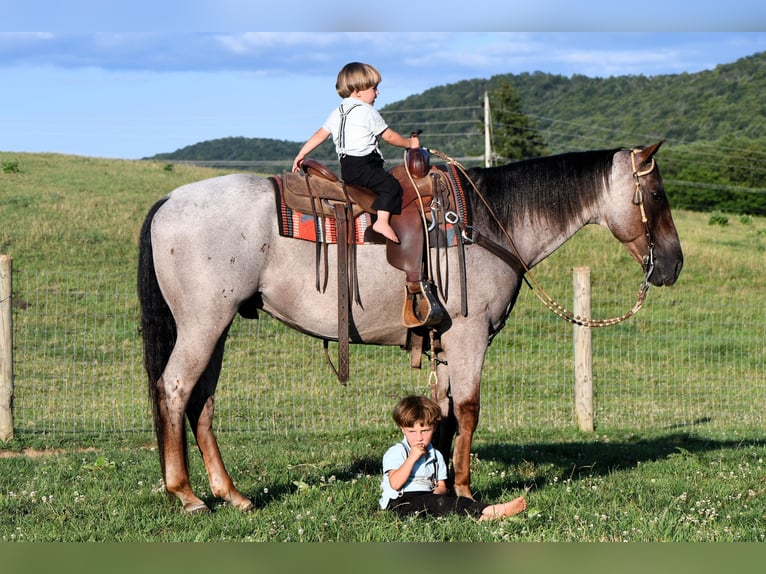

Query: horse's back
left=155, top=173, right=275, bottom=233
left=163, top=173, right=274, bottom=214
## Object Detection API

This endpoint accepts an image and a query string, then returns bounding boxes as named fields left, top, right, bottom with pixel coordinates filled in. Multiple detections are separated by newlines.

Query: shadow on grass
left=230, top=428, right=766, bottom=511
left=244, top=456, right=383, bottom=511
left=471, top=428, right=766, bottom=499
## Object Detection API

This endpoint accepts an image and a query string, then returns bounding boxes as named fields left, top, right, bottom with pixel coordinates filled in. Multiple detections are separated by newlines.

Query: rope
left=427, top=147, right=652, bottom=328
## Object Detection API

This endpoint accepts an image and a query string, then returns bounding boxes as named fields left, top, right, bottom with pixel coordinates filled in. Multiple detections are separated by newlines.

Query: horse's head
left=606, top=140, right=683, bottom=287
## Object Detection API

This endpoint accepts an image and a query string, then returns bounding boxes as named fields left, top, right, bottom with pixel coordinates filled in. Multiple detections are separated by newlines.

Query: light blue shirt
left=379, top=438, right=447, bottom=509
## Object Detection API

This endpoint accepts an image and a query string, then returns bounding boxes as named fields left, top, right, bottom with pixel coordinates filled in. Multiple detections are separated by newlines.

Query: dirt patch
left=0, top=445, right=155, bottom=458
left=0, top=446, right=98, bottom=459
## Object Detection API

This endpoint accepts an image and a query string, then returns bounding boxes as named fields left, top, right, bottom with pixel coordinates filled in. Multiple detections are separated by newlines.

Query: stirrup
left=402, top=280, right=444, bottom=328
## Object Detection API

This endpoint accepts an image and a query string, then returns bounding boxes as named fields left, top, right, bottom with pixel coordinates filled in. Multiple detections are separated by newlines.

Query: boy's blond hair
left=336, top=62, right=382, bottom=98
left=392, top=395, right=442, bottom=428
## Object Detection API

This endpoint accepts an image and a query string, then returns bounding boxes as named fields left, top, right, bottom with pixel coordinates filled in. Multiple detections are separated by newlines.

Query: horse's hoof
left=229, top=495, right=255, bottom=512
left=183, top=501, right=210, bottom=514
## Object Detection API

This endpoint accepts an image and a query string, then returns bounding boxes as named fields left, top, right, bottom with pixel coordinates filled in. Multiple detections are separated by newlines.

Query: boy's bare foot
left=479, top=496, right=527, bottom=521
left=372, top=221, right=400, bottom=243
left=499, top=496, right=526, bottom=517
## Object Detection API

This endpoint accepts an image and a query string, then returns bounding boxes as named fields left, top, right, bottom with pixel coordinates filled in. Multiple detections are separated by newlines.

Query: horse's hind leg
left=157, top=329, right=231, bottom=513
left=155, top=347, right=210, bottom=513
left=185, top=330, right=254, bottom=512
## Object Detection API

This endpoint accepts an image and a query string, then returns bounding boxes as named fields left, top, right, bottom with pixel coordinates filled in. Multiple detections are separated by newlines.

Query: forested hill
left=386, top=49, right=766, bottom=156
left=148, top=50, right=766, bottom=160
left=148, top=51, right=766, bottom=214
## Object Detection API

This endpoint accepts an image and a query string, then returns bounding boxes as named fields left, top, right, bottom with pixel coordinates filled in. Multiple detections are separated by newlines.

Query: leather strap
left=461, top=225, right=526, bottom=275
left=304, top=174, right=328, bottom=293
left=432, top=173, right=447, bottom=302
left=333, top=202, right=350, bottom=383
left=455, top=216, right=468, bottom=317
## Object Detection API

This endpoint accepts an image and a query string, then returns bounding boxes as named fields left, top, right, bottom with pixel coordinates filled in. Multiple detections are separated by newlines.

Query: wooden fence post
left=0, top=255, right=13, bottom=441
left=573, top=266, right=594, bottom=432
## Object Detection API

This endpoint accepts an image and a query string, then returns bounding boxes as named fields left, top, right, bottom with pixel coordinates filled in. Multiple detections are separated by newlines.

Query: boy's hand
left=409, top=129, right=422, bottom=149
left=408, top=443, right=427, bottom=460
left=432, top=482, right=449, bottom=495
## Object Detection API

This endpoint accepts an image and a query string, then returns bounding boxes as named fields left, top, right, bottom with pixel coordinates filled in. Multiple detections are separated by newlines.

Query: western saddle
left=275, top=148, right=467, bottom=381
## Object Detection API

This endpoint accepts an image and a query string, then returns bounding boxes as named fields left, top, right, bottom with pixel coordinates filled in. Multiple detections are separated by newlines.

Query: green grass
left=1, top=151, right=765, bottom=541
left=2, top=428, right=765, bottom=541
left=0, top=152, right=226, bottom=274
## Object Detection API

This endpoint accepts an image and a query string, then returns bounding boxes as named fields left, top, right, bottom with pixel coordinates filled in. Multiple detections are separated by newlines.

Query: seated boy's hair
left=336, top=62, right=382, bottom=98
left=393, top=395, right=441, bottom=427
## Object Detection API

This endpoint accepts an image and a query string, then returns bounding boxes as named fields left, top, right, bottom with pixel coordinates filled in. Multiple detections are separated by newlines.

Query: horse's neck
left=508, top=212, right=592, bottom=269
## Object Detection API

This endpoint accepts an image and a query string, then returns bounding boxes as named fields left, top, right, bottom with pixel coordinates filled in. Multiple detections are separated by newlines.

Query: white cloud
left=3, top=31, right=766, bottom=158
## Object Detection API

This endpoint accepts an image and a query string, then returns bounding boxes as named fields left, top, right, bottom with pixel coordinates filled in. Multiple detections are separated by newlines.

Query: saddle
left=274, top=149, right=469, bottom=381
left=281, top=159, right=378, bottom=219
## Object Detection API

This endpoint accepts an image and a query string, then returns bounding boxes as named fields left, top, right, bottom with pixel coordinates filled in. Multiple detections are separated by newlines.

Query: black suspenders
left=400, top=441, right=438, bottom=490
left=337, top=103, right=361, bottom=157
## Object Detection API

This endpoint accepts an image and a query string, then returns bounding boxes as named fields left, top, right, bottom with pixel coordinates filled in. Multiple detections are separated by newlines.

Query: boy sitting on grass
left=380, top=395, right=527, bottom=520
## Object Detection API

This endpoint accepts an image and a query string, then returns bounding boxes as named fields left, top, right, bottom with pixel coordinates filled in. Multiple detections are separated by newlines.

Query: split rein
left=422, top=148, right=657, bottom=328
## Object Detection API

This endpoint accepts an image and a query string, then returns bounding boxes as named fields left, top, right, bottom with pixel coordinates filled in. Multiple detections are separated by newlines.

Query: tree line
left=148, top=50, right=766, bottom=215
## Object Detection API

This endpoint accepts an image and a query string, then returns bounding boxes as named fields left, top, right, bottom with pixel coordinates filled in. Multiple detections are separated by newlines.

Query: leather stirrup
left=402, top=280, right=444, bottom=329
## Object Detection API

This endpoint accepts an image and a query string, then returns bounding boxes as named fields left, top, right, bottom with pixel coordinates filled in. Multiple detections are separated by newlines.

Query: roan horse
left=138, top=140, right=683, bottom=512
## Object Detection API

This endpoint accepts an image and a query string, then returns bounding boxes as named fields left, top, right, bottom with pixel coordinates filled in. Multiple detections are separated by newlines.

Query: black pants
left=340, top=152, right=402, bottom=214
left=386, top=491, right=489, bottom=518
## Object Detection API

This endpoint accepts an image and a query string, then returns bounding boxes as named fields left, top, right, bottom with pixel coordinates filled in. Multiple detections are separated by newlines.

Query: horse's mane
left=465, top=148, right=620, bottom=236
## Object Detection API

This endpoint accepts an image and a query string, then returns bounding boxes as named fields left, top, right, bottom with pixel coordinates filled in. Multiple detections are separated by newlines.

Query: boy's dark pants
left=340, top=152, right=402, bottom=214
left=387, top=492, right=488, bottom=518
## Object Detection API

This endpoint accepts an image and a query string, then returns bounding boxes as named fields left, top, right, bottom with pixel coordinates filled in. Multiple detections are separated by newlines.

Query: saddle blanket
left=271, top=175, right=372, bottom=244
left=270, top=169, right=467, bottom=246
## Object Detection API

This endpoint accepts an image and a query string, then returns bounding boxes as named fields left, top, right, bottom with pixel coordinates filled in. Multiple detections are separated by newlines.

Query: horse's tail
left=137, top=197, right=185, bottom=482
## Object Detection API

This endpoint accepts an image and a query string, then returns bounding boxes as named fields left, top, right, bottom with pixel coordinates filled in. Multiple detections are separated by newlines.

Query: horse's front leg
left=432, top=361, right=457, bottom=485
left=433, top=380, right=480, bottom=499
left=438, top=323, right=488, bottom=500
left=451, top=395, right=480, bottom=499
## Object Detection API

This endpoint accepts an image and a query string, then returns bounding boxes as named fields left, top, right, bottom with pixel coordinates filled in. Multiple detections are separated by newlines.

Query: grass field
left=2, top=427, right=764, bottom=542
left=1, top=151, right=765, bottom=542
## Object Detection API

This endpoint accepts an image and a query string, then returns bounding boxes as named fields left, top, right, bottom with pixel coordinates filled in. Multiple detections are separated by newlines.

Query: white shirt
left=379, top=438, right=448, bottom=509
left=322, top=98, right=389, bottom=157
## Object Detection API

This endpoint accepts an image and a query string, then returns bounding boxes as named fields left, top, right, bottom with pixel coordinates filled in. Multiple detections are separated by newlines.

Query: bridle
left=430, top=147, right=659, bottom=328
left=631, top=148, right=657, bottom=287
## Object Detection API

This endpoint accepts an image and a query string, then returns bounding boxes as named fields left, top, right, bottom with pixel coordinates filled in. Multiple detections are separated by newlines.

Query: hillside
left=382, top=50, right=766, bottom=156
left=147, top=51, right=766, bottom=215
left=149, top=51, right=766, bottom=158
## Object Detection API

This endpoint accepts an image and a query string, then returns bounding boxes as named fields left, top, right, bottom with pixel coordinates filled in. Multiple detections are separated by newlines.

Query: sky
left=3, top=4, right=766, bottom=159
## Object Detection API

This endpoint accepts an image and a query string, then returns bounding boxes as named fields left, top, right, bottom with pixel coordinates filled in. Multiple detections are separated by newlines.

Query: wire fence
left=7, top=266, right=765, bottom=439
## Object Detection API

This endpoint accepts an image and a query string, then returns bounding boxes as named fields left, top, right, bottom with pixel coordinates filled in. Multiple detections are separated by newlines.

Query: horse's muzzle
left=651, top=255, right=683, bottom=287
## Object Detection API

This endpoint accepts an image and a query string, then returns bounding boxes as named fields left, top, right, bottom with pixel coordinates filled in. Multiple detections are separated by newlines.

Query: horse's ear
left=635, top=139, right=665, bottom=164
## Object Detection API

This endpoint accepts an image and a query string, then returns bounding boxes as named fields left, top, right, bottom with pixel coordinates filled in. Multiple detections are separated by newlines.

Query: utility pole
left=484, top=90, right=492, bottom=167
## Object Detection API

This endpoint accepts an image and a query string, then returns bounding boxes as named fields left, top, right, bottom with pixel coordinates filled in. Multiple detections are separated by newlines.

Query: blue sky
left=3, top=26, right=766, bottom=158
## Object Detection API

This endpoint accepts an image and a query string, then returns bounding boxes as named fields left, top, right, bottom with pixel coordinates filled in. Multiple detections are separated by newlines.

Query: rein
left=429, top=148, right=656, bottom=328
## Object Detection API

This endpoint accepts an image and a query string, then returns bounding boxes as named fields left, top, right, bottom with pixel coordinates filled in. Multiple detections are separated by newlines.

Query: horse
left=137, top=140, right=683, bottom=512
